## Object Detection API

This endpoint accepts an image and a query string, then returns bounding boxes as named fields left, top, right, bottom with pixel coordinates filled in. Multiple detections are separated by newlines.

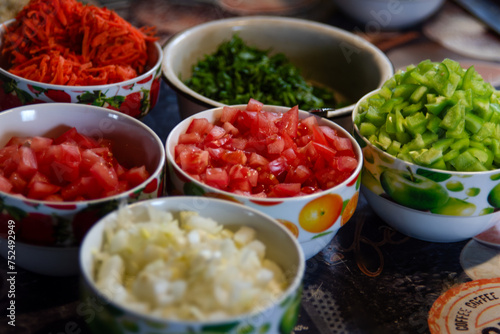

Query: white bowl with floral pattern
left=79, top=196, right=305, bottom=334
left=0, top=103, right=165, bottom=276
left=0, top=20, right=163, bottom=118
left=353, top=91, right=500, bottom=242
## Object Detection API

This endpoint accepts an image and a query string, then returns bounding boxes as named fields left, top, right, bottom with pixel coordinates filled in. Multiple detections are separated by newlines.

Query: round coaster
left=460, top=239, right=500, bottom=280
left=474, top=221, right=500, bottom=249
left=423, top=3, right=500, bottom=62
left=428, top=277, right=500, bottom=334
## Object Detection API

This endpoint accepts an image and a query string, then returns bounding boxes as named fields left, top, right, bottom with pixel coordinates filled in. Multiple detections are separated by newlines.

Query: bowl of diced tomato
left=165, top=99, right=363, bottom=260
left=0, top=0, right=163, bottom=118
left=0, top=103, right=166, bottom=276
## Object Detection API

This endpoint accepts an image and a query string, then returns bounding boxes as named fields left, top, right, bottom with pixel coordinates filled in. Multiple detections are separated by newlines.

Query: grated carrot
left=1, top=0, right=157, bottom=86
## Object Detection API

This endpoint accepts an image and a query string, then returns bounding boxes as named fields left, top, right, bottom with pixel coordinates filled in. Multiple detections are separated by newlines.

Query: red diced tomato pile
left=0, top=128, right=151, bottom=201
left=174, top=99, right=358, bottom=198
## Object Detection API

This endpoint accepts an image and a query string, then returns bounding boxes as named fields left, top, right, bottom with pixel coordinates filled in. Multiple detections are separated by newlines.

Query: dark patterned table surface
left=2, top=1, right=500, bottom=333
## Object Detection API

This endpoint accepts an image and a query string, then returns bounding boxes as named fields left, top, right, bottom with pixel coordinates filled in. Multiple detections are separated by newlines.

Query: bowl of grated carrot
left=0, top=0, right=163, bottom=119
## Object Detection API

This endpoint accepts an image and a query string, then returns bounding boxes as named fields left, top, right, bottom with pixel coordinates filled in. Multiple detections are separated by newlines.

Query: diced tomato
left=206, top=147, right=224, bottom=161
left=0, top=175, right=13, bottom=193
left=186, top=118, right=214, bottom=137
left=268, top=157, right=288, bottom=179
left=179, top=150, right=209, bottom=175
left=54, top=127, right=78, bottom=145
left=227, top=137, right=247, bottom=150
left=301, top=115, right=319, bottom=131
left=205, top=167, right=229, bottom=189
left=246, top=98, right=263, bottom=112
left=281, top=148, right=298, bottom=165
left=272, top=183, right=301, bottom=197
left=205, top=135, right=230, bottom=149
left=229, top=179, right=252, bottom=192
left=252, top=111, right=279, bottom=139
left=81, top=148, right=107, bottom=169
left=174, top=144, right=201, bottom=160
left=223, top=121, right=239, bottom=136
left=125, top=165, right=150, bottom=188
left=178, top=132, right=202, bottom=145
left=28, top=181, right=61, bottom=199
left=336, top=156, right=358, bottom=172
left=0, top=145, right=18, bottom=164
left=60, top=143, right=82, bottom=168
left=90, top=162, right=119, bottom=191
left=229, top=165, right=258, bottom=187
left=221, top=150, right=247, bottom=165
left=9, top=172, right=27, bottom=193
left=298, top=141, right=319, bottom=161
left=220, top=106, right=240, bottom=123
left=102, top=180, right=129, bottom=197
left=30, top=136, right=53, bottom=153
left=44, top=194, right=64, bottom=202
left=312, top=125, right=328, bottom=146
left=17, top=146, right=38, bottom=179
left=205, top=125, right=226, bottom=142
left=267, top=135, right=285, bottom=155
left=278, top=105, right=299, bottom=138
left=312, top=142, right=337, bottom=162
left=6, top=136, right=30, bottom=146
left=285, top=165, right=312, bottom=184
left=248, top=152, right=269, bottom=167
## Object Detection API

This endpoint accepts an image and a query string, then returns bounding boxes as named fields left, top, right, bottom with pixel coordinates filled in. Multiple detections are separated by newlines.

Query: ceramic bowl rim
left=362, top=185, right=500, bottom=219
left=165, top=104, right=363, bottom=203
left=79, top=196, right=306, bottom=326
left=352, top=90, right=500, bottom=177
left=161, top=15, right=394, bottom=118
left=0, top=19, right=163, bottom=90
left=0, top=103, right=166, bottom=206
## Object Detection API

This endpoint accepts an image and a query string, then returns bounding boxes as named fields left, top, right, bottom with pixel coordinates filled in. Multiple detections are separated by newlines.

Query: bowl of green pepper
left=161, top=16, right=393, bottom=131
left=353, top=58, right=500, bottom=242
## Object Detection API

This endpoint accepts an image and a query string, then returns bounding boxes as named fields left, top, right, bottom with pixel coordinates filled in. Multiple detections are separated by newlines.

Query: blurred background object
left=0, top=0, right=29, bottom=22
left=330, top=0, right=445, bottom=30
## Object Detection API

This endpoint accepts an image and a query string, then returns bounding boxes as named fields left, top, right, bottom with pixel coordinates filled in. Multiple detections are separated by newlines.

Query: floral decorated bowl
left=165, top=104, right=363, bottom=260
left=79, top=196, right=305, bottom=334
left=353, top=91, right=500, bottom=242
left=0, top=103, right=165, bottom=275
left=0, top=20, right=163, bottom=118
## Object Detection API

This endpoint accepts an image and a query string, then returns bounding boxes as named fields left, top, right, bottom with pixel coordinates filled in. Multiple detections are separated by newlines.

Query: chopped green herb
left=184, top=34, right=340, bottom=110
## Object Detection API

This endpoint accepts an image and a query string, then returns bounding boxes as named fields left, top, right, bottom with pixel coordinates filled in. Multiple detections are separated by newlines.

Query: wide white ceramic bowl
left=162, top=16, right=393, bottom=130
left=80, top=196, right=305, bottom=334
left=166, top=104, right=363, bottom=259
left=0, top=103, right=165, bottom=275
left=0, top=20, right=163, bottom=118
left=353, top=91, right=500, bottom=242
left=333, top=0, right=445, bottom=30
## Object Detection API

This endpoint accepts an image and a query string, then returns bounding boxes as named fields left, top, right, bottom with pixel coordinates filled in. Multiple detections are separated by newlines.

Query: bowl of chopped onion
left=0, top=0, right=163, bottom=118
left=79, top=196, right=305, bottom=334
left=162, top=15, right=393, bottom=131
left=165, top=99, right=363, bottom=260
left=0, top=103, right=166, bottom=276
left=353, top=58, right=500, bottom=242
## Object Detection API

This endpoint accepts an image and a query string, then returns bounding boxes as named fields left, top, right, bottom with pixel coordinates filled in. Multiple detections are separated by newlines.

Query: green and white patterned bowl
left=79, top=196, right=305, bottom=334
left=353, top=91, right=500, bottom=242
